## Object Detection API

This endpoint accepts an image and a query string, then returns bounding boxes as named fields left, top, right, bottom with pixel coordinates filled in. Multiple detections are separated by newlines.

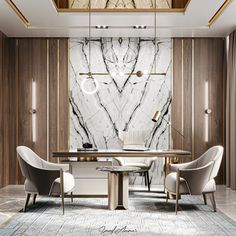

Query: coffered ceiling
left=0, top=0, right=235, bottom=37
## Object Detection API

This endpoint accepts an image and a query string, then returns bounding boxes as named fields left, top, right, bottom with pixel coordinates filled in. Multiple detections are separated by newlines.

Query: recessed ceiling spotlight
left=96, top=25, right=109, bottom=29
left=133, top=25, right=147, bottom=29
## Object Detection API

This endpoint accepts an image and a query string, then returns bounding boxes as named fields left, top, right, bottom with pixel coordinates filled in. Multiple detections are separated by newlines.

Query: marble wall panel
left=69, top=37, right=172, bottom=184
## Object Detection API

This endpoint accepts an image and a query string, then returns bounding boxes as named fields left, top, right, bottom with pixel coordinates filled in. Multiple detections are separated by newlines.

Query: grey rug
left=0, top=193, right=236, bottom=236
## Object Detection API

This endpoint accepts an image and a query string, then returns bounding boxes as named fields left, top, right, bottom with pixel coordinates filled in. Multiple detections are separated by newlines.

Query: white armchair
left=17, top=146, right=75, bottom=214
left=165, top=146, right=223, bottom=214
left=115, top=130, right=156, bottom=191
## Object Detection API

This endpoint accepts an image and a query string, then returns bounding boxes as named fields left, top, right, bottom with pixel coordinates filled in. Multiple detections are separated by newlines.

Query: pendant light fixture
left=80, top=0, right=99, bottom=95
left=79, top=1, right=166, bottom=78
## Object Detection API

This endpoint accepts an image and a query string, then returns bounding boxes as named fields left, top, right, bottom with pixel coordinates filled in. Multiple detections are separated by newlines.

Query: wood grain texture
left=0, top=33, right=17, bottom=187
left=172, top=0, right=188, bottom=8
left=0, top=32, right=4, bottom=187
left=31, top=39, right=47, bottom=159
left=172, top=39, right=183, bottom=149
left=49, top=39, right=59, bottom=162
left=59, top=39, right=69, bottom=151
left=0, top=37, right=69, bottom=185
left=172, top=38, right=226, bottom=184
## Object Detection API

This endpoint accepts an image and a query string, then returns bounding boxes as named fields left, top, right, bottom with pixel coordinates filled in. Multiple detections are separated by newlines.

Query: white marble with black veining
left=69, top=0, right=172, bottom=9
left=69, top=38, right=172, bottom=184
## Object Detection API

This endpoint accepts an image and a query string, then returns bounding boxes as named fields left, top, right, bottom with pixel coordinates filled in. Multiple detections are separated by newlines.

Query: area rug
left=0, top=193, right=236, bottom=236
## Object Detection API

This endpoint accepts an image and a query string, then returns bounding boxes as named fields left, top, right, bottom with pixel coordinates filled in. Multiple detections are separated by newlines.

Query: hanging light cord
left=89, top=0, right=91, bottom=74
left=154, top=0, right=157, bottom=74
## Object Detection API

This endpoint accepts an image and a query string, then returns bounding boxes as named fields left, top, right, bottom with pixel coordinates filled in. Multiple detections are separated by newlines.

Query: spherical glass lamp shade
left=81, top=76, right=99, bottom=95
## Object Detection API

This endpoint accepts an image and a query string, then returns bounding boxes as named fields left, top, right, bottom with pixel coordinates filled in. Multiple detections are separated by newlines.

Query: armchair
left=17, top=146, right=75, bottom=214
left=165, top=146, right=223, bottom=214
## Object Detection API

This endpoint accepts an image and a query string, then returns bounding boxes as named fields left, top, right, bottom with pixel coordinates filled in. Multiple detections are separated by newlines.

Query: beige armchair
left=17, top=146, right=75, bottom=214
left=165, top=146, right=223, bottom=214
left=115, top=130, right=156, bottom=191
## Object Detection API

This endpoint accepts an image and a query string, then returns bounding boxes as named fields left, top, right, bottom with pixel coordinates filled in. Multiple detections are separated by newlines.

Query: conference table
left=52, top=149, right=191, bottom=210
left=52, top=149, right=191, bottom=176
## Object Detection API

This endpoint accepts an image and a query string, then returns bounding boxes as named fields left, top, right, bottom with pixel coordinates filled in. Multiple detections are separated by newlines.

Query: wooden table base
left=108, top=172, right=129, bottom=210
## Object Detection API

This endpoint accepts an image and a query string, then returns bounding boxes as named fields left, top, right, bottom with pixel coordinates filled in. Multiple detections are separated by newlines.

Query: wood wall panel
left=59, top=39, right=69, bottom=151
left=0, top=36, right=69, bottom=186
left=32, top=39, right=47, bottom=159
left=0, top=32, right=3, bottom=187
left=172, top=38, right=226, bottom=184
left=172, top=39, right=183, bottom=149
left=0, top=33, right=17, bottom=187
left=172, top=0, right=189, bottom=8
left=49, top=39, right=59, bottom=162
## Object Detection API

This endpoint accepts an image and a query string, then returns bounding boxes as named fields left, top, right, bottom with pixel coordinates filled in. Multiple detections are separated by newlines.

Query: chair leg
left=202, top=193, right=207, bottom=205
left=60, top=169, right=65, bottom=215
left=175, top=169, right=180, bottom=214
left=71, top=192, right=73, bottom=203
left=209, top=192, right=217, bottom=212
left=33, top=194, right=37, bottom=205
left=146, top=171, right=150, bottom=192
left=24, top=193, right=31, bottom=212
left=166, top=191, right=169, bottom=203
left=144, top=172, right=147, bottom=186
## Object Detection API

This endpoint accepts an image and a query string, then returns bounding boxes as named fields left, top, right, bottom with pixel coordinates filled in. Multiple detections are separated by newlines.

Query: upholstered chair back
left=118, top=130, right=150, bottom=165
left=17, top=146, right=43, bottom=169
left=17, top=146, right=60, bottom=195
left=196, top=146, right=224, bottom=179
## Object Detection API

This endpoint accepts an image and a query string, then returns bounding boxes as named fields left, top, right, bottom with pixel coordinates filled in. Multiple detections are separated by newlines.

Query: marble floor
left=0, top=185, right=235, bottom=229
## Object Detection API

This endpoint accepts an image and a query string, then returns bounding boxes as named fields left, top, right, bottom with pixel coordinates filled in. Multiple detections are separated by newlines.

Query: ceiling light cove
left=133, top=25, right=147, bottom=29
left=95, top=25, right=109, bottom=29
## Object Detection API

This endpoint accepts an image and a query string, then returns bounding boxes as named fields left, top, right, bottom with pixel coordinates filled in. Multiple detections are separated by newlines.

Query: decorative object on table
left=97, top=166, right=141, bottom=210
left=82, top=143, right=93, bottom=149
left=165, top=146, right=223, bottom=214
left=77, top=147, right=98, bottom=151
left=68, top=157, right=78, bottom=162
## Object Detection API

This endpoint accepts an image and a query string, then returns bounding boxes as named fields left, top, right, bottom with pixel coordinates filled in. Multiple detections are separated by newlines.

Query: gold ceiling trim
left=5, top=0, right=30, bottom=27
left=208, top=0, right=232, bottom=27
left=53, top=0, right=191, bottom=13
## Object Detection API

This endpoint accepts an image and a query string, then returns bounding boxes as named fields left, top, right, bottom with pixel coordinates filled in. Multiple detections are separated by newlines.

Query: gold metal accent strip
left=208, top=0, right=232, bottom=27
left=46, top=40, right=50, bottom=161
left=53, top=0, right=191, bottom=13
left=191, top=39, right=195, bottom=161
left=5, top=0, right=30, bottom=27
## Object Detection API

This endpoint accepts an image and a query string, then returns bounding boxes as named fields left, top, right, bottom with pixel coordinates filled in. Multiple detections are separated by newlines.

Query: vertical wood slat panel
left=0, top=36, right=69, bottom=186
left=8, top=39, right=18, bottom=184
left=49, top=39, right=59, bottom=162
left=0, top=35, right=17, bottom=187
left=59, top=39, right=69, bottom=151
left=207, top=39, right=225, bottom=184
left=194, top=39, right=209, bottom=159
left=183, top=39, right=192, bottom=152
left=3, top=35, right=11, bottom=186
left=18, top=39, right=33, bottom=183
left=31, top=39, right=47, bottom=159
left=0, top=32, right=4, bottom=187
left=172, top=39, right=183, bottom=149
left=173, top=38, right=226, bottom=184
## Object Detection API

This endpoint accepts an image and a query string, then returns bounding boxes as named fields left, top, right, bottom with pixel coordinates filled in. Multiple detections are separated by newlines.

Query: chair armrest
left=41, top=160, right=69, bottom=172
left=178, top=161, right=214, bottom=195
left=114, top=157, right=125, bottom=166
left=169, top=159, right=197, bottom=171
